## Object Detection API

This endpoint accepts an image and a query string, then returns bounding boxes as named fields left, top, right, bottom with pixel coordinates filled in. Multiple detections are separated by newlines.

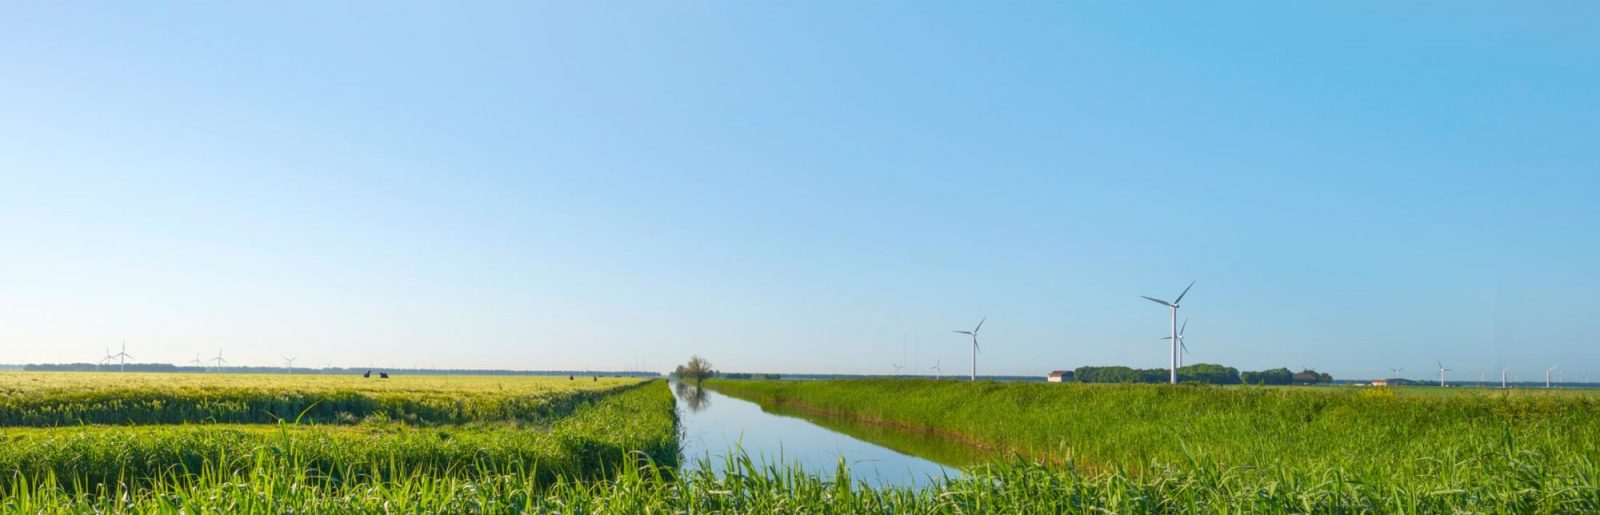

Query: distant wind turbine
left=1161, top=319, right=1189, bottom=368
left=952, top=317, right=986, bottom=382
left=1501, top=367, right=1510, bottom=389
left=209, top=349, right=228, bottom=372
left=1389, top=367, right=1404, bottom=380
left=1545, top=365, right=1559, bottom=388
left=111, top=342, right=133, bottom=372
left=1436, top=361, right=1452, bottom=387
left=929, top=359, right=942, bottom=380
left=891, top=362, right=904, bottom=376
left=283, top=356, right=297, bottom=374
left=1142, top=281, right=1194, bottom=384
left=188, top=352, right=205, bottom=371
left=99, top=347, right=114, bottom=369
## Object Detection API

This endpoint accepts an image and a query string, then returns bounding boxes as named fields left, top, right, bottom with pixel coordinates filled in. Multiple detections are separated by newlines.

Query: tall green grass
left=3, top=450, right=1593, bottom=513
left=706, top=378, right=1600, bottom=503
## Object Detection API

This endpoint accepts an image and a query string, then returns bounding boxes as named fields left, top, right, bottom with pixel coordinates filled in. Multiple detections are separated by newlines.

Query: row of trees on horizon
left=1067, top=364, right=1333, bottom=385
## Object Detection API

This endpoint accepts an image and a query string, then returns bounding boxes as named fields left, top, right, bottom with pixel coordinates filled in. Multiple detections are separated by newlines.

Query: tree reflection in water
left=675, top=381, right=711, bottom=412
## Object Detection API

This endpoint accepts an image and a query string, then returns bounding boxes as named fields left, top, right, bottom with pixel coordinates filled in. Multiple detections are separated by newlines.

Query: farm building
left=1047, top=370, right=1072, bottom=382
left=1371, top=379, right=1389, bottom=387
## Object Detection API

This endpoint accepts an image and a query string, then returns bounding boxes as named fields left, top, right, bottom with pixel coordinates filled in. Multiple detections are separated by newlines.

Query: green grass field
left=0, top=372, right=678, bottom=509
left=706, top=378, right=1600, bottom=511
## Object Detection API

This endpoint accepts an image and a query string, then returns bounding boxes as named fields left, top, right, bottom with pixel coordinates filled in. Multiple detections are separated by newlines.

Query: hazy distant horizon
left=3, top=3, right=1597, bottom=380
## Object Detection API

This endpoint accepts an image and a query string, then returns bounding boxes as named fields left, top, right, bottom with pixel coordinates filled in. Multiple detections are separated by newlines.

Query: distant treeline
left=1067, top=364, right=1333, bottom=385
left=715, top=372, right=783, bottom=380
left=19, top=363, right=661, bottom=377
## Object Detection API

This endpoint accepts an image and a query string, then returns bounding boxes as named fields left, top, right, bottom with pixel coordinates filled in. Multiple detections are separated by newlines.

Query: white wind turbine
left=98, top=347, right=114, bottom=369
left=952, top=317, right=986, bottom=382
left=188, top=352, right=205, bottom=371
left=283, top=356, right=298, bottom=374
left=1161, top=319, right=1189, bottom=368
left=891, top=362, right=904, bottom=376
left=1545, top=365, right=1559, bottom=388
left=1389, top=367, right=1404, bottom=380
left=110, top=342, right=133, bottom=372
left=1501, top=367, right=1510, bottom=389
left=1436, top=361, right=1452, bottom=387
left=1142, top=281, right=1194, bottom=384
left=209, top=349, right=228, bottom=372
left=929, top=359, right=942, bottom=380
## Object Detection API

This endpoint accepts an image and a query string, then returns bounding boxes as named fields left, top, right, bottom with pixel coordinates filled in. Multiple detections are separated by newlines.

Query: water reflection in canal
left=673, top=381, right=969, bottom=488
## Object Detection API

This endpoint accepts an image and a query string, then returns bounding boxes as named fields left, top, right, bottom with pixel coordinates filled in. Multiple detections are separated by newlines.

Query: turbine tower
left=1501, top=367, right=1510, bottom=389
left=1436, top=361, right=1452, bottom=387
left=1161, top=319, right=1189, bottom=368
left=1142, top=281, right=1194, bottom=384
left=111, top=342, right=133, bottom=372
left=952, top=317, right=986, bottom=382
left=1545, top=365, right=1559, bottom=388
left=99, top=347, right=114, bottom=369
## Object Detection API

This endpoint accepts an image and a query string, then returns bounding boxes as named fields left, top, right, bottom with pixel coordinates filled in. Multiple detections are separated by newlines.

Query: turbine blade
left=1179, top=319, right=1187, bottom=335
left=1140, top=296, right=1174, bottom=307
left=953, top=331, right=973, bottom=335
left=1174, top=281, right=1195, bottom=305
left=973, top=316, right=986, bottom=334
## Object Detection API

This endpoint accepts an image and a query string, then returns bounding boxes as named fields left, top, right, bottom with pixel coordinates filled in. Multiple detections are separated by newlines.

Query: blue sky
left=2, top=2, right=1597, bottom=380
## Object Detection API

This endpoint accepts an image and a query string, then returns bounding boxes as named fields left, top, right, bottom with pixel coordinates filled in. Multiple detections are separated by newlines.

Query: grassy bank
left=0, top=379, right=678, bottom=494
left=705, top=378, right=1600, bottom=504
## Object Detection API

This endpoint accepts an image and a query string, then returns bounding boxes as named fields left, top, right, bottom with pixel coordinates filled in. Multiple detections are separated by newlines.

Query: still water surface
left=673, top=382, right=967, bottom=488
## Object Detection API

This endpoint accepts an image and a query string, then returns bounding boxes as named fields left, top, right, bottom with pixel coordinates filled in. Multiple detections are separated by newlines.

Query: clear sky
left=2, top=2, right=1597, bottom=380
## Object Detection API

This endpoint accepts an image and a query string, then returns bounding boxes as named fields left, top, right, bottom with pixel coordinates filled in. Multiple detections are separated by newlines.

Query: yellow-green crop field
left=0, top=372, right=679, bottom=512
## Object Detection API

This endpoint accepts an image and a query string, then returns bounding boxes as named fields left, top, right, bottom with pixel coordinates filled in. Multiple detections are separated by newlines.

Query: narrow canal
left=672, top=381, right=971, bottom=488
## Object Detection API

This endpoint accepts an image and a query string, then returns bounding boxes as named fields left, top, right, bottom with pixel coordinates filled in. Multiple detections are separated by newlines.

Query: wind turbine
left=1161, top=319, right=1189, bottom=368
left=187, top=352, right=205, bottom=371
left=111, top=342, right=133, bottom=372
left=891, top=362, right=904, bottom=377
left=952, top=316, right=986, bottom=382
left=283, top=356, right=298, bottom=374
left=209, top=349, right=228, bottom=372
left=99, top=347, right=114, bottom=369
left=1388, top=367, right=1404, bottom=380
left=929, top=359, right=942, bottom=380
left=1141, top=281, right=1194, bottom=384
left=1545, top=365, right=1559, bottom=388
left=1501, top=367, right=1510, bottom=389
left=1436, top=361, right=1452, bottom=387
